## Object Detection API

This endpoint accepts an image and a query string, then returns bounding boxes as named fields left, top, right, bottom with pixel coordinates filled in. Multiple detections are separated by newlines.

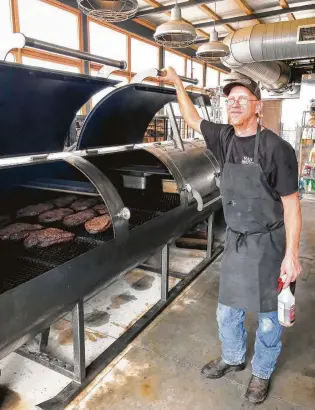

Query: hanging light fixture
left=77, top=0, right=138, bottom=23
left=196, top=0, right=229, bottom=62
left=153, top=1, right=197, bottom=48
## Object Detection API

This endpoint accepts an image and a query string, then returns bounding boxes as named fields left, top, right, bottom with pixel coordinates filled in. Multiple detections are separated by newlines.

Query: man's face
left=226, top=86, right=261, bottom=126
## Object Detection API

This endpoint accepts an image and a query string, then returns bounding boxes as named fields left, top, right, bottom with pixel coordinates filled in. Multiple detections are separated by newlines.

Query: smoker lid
left=0, top=62, right=118, bottom=157
left=78, top=84, right=178, bottom=149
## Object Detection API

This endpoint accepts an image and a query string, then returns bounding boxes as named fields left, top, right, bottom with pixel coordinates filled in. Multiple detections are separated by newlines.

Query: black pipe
left=195, top=4, right=315, bottom=29
left=24, top=36, right=127, bottom=69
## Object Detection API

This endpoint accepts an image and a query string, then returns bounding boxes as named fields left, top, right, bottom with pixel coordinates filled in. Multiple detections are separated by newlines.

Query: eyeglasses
left=225, top=97, right=258, bottom=106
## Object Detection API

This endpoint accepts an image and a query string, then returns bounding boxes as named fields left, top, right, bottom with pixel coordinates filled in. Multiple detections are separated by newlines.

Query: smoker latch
left=117, top=207, right=131, bottom=220
left=184, top=184, right=203, bottom=211
left=184, top=184, right=221, bottom=212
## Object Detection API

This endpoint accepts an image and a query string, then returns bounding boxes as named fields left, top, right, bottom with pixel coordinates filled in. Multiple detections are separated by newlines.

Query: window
left=1, top=0, right=12, bottom=40
left=22, top=56, right=80, bottom=73
left=89, top=22, right=127, bottom=64
left=5, top=54, right=16, bottom=63
left=131, top=38, right=159, bottom=73
left=18, top=0, right=79, bottom=49
left=220, top=72, right=229, bottom=86
left=206, top=66, right=219, bottom=89
left=91, top=71, right=128, bottom=107
left=165, top=51, right=185, bottom=76
left=187, top=60, right=204, bottom=87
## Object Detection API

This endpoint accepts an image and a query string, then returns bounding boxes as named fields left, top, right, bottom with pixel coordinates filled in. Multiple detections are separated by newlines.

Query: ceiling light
left=77, top=0, right=138, bottom=23
left=196, top=0, right=229, bottom=62
left=196, top=29, right=229, bottom=62
left=153, top=3, right=197, bottom=48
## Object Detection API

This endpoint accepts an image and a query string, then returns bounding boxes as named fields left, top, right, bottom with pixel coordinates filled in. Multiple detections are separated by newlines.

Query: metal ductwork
left=222, top=18, right=315, bottom=92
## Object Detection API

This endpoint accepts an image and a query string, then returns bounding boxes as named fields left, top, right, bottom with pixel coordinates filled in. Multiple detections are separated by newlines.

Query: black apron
left=219, top=125, right=286, bottom=312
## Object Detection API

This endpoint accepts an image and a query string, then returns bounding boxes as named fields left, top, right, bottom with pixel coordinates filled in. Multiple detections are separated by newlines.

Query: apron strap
left=225, top=136, right=234, bottom=164
left=254, top=123, right=261, bottom=164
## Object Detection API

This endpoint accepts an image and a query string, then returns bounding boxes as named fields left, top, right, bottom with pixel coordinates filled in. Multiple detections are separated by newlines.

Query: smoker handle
left=158, top=70, right=199, bottom=85
left=185, top=184, right=221, bottom=211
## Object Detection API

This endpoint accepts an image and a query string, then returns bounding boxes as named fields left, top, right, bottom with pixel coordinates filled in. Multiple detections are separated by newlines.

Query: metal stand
left=165, top=103, right=185, bottom=151
left=33, top=214, right=220, bottom=409
left=161, top=243, right=170, bottom=302
left=197, top=95, right=211, bottom=122
left=17, top=300, right=86, bottom=384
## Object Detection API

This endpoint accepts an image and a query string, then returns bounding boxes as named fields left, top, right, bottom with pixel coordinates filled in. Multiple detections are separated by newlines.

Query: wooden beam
left=10, top=0, right=22, bottom=63
left=279, top=0, right=296, bottom=21
left=232, top=0, right=260, bottom=25
left=198, top=4, right=234, bottom=33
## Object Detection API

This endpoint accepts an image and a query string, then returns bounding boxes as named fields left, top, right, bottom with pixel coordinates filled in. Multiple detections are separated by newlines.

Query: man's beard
left=228, top=114, right=246, bottom=126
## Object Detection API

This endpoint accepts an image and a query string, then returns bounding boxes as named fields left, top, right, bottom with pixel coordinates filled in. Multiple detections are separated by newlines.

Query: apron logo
left=228, top=200, right=236, bottom=206
left=242, top=156, right=253, bottom=165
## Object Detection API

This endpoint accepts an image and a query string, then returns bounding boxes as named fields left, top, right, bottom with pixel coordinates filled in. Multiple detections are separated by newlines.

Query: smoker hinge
left=117, top=207, right=131, bottom=220
left=30, top=154, right=49, bottom=161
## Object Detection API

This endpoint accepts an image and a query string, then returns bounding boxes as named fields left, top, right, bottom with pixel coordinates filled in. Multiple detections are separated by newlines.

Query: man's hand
left=280, top=251, right=302, bottom=288
left=159, top=66, right=181, bottom=85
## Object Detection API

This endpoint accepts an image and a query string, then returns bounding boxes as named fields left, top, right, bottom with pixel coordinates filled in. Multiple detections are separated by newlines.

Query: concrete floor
left=66, top=198, right=315, bottom=410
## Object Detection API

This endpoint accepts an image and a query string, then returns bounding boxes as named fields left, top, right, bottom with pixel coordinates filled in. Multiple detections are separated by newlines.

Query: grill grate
left=0, top=188, right=179, bottom=294
left=0, top=257, right=55, bottom=294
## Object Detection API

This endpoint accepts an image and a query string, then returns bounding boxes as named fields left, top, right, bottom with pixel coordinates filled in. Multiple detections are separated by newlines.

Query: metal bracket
left=0, top=33, right=26, bottom=61
left=96, top=65, right=117, bottom=79
left=131, top=68, right=159, bottom=84
left=165, top=103, right=184, bottom=151
left=17, top=300, right=86, bottom=383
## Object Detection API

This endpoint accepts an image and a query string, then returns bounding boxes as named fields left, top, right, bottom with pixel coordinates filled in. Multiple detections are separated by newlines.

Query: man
left=160, top=67, right=302, bottom=404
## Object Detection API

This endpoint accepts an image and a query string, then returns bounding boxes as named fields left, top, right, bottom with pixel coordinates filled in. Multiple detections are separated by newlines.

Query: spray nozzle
left=277, top=275, right=286, bottom=293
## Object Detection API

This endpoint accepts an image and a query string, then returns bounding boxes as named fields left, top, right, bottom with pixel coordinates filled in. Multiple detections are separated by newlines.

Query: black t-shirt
left=200, top=120, right=298, bottom=197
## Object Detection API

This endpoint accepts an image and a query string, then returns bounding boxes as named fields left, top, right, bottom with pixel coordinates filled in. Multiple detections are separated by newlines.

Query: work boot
left=201, top=358, right=245, bottom=379
left=245, top=375, right=270, bottom=404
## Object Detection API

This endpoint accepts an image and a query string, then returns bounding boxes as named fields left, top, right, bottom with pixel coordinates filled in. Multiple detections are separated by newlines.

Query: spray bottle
left=277, top=275, right=296, bottom=327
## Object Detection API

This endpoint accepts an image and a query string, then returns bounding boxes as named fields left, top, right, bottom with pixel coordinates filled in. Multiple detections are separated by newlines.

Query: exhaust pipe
left=222, top=18, right=315, bottom=92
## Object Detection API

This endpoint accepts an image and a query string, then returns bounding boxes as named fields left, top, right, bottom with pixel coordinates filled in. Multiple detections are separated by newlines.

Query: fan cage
left=154, top=32, right=197, bottom=49
left=77, top=0, right=138, bottom=23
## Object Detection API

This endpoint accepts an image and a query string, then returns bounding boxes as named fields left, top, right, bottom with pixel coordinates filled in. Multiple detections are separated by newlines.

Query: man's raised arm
left=159, top=67, right=203, bottom=133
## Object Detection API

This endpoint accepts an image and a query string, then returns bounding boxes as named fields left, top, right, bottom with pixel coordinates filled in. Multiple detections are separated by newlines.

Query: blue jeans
left=217, top=303, right=284, bottom=379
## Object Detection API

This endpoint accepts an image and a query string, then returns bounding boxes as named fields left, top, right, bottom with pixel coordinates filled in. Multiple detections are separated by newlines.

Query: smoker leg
left=72, top=300, right=86, bottom=383
left=38, top=328, right=50, bottom=352
left=161, top=243, right=169, bottom=302
left=17, top=301, right=86, bottom=383
left=207, top=213, right=214, bottom=259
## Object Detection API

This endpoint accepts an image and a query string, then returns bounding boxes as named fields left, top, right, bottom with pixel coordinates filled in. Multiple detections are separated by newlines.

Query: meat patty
left=53, top=195, right=77, bottom=208
left=93, top=204, right=109, bottom=215
left=24, top=228, right=75, bottom=249
left=17, top=202, right=54, bottom=218
left=63, top=209, right=96, bottom=227
left=0, top=215, right=11, bottom=228
left=0, top=223, right=43, bottom=241
left=70, top=197, right=99, bottom=212
left=39, top=208, right=74, bottom=223
left=85, top=214, right=112, bottom=234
